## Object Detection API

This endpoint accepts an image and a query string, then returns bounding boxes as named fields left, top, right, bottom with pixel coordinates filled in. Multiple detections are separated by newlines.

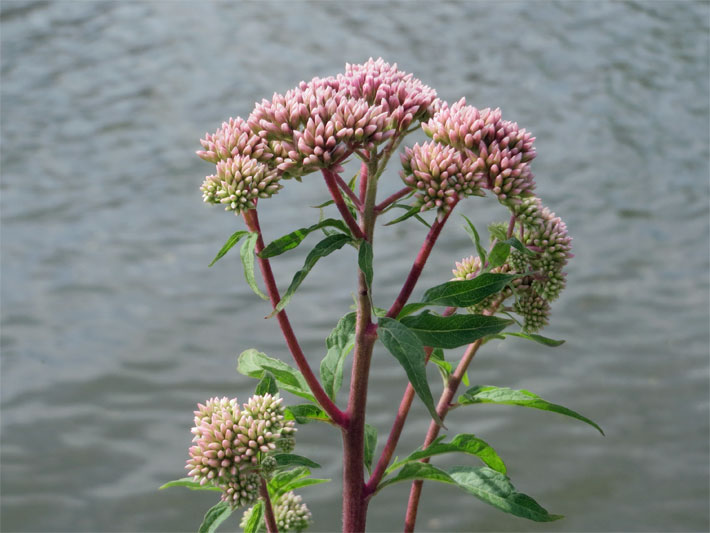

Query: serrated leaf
left=488, top=241, right=511, bottom=268
left=461, top=215, right=487, bottom=264
left=258, top=219, right=350, bottom=258
left=422, top=273, right=517, bottom=308
left=209, top=230, right=250, bottom=267
left=377, top=318, right=442, bottom=426
left=458, top=386, right=604, bottom=435
left=269, top=234, right=352, bottom=317
left=159, top=478, right=221, bottom=492
left=320, top=312, right=357, bottom=400
left=198, top=501, right=233, bottom=533
left=237, top=349, right=315, bottom=402
left=447, top=466, right=563, bottom=522
left=242, top=501, right=264, bottom=533
left=400, top=312, right=513, bottom=349
left=503, top=332, right=565, bottom=347
left=255, top=372, right=279, bottom=396
left=358, top=240, right=374, bottom=293
left=377, top=462, right=455, bottom=492
left=387, top=434, right=506, bottom=474
left=284, top=404, right=331, bottom=424
left=273, top=454, right=321, bottom=469
left=364, top=424, right=378, bottom=475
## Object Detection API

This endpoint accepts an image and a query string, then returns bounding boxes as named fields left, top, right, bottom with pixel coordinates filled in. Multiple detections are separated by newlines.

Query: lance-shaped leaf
left=447, top=466, right=563, bottom=522
left=240, top=232, right=269, bottom=300
left=387, top=434, right=506, bottom=474
left=237, top=349, right=315, bottom=402
left=269, top=467, right=330, bottom=501
left=269, top=234, right=352, bottom=317
left=377, top=318, right=442, bottom=425
left=422, top=273, right=517, bottom=308
left=400, top=312, right=513, bottom=349
left=320, top=312, right=357, bottom=400
left=385, top=204, right=430, bottom=227
left=273, top=454, right=321, bottom=469
left=284, top=404, right=331, bottom=424
left=364, top=424, right=378, bottom=475
left=377, top=462, right=456, bottom=493
left=209, top=230, right=250, bottom=267
left=488, top=241, right=512, bottom=268
left=358, top=240, right=374, bottom=293
left=502, top=332, right=565, bottom=347
left=458, top=386, right=604, bottom=435
left=199, top=501, right=233, bottom=533
left=159, top=478, right=221, bottom=492
left=242, top=501, right=264, bottom=533
left=461, top=215, right=487, bottom=264
left=255, top=372, right=279, bottom=396
left=258, top=219, right=350, bottom=258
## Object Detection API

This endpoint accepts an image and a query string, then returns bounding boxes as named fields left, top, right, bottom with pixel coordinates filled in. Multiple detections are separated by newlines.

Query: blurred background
left=1, top=1, right=708, bottom=532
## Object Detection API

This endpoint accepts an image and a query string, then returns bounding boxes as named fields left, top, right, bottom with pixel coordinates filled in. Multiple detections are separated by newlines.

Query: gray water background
left=1, top=1, right=708, bottom=532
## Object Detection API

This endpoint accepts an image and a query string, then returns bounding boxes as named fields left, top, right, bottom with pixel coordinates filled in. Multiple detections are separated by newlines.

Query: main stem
left=341, top=158, right=379, bottom=532
left=260, top=477, right=278, bottom=533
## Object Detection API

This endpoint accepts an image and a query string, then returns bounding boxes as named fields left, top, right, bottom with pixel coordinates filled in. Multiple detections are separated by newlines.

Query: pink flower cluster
left=186, top=395, right=295, bottom=508
left=401, top=97, right=537, bottom=215
left=198, top=58, right=438, bottom=214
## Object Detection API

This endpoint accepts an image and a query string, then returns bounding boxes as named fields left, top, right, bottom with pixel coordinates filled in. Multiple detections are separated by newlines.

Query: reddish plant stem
left=242, top=209, right=348, bottom=428
left=322, top=169, right=365, bottom=240
left=403, top=339, right=484, bottom=532
left=358, top=162, right=368, bottom=203
left=341, top=158, right=379, bottom=532
left=507, top=214, right=516, bottom=239
left=364, top=308, right=455, bottom=497
left=386, top=206, right=455, bottom=319
left=260, top=477, right=279, bottom=533
left=375, top=187, right=412, bottom=212
left=334, top=172, right=363, bottom=211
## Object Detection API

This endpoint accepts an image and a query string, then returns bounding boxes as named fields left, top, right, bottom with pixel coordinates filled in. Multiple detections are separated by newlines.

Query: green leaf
left=364, top=424, right=378, bottom=475
left=237, top=349, right=315, bottom=402
left=387, top=434, right=506, bottom=474
left=488, top=222, right=509, bottom=242
left=239, top=232, right=268, bottom=300
left=320, top=312, right=357, bottom=400
left=273, top=454, right=321, bottom=469
left=242, top=501, right=264, bottom=533
left=503, top=332, right=565, bottom=347
left=396, top=302, right=430, bottom=319
left=458, top=386, right=604, bottom=435
left=377, top=318, right=442, bottom=426
left=258, top=219, right=350, bottom=258
left=488, top=241, right=511, bottom=268
left=269, top=467, right=329, bottom=500
left=255, top=372, right=279, bottom=396
left=284, top=404, right=331, bottom=424
left=269, top=234, right=352, bottom=317
left=447, top=466, right=563, bottom=522
left=358, top=240, right=374, bottom=293
left=159, top=478, right=221, bottom=492
left=461, top=215, right=487, bottom=264
left=384, top=204, right=426, bottom=227
left=209, top=230, right=250, bottom=267
left=198, top=501, right=233, bottom=533
left=400, top=312, right=513, bottom=349
left=429, top=347, right=452, bottom=383
left=377, top=462, right=455, bottom=492
left=504, top=236, right=536, bottom=257
left=422, top=273, right=517, bottom=308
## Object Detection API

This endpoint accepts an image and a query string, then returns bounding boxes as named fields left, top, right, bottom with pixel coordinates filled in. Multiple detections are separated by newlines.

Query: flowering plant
left=161, top=58, right=602, bottom=532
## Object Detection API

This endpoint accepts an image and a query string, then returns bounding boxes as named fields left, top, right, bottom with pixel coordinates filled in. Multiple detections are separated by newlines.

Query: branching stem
left=260, top=477, right=279, bottom=533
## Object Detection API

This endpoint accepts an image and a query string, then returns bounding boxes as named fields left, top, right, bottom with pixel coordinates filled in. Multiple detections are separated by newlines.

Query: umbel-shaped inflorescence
left=240, top=491, right=312, bottom=533
left=186, top=394, right=295, bottom=508
left=197, top=58, right=438, bottom=215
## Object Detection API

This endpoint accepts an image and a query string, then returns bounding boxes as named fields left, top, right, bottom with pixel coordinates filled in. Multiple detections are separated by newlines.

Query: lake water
left=1, top=1, right=708, bottom=532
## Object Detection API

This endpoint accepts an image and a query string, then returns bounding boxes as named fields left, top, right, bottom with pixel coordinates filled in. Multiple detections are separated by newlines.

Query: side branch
left=375, top=187, right=411, bottom=212
left=322, top=169, right=365, bottom=240
left=334, top=172, right=363, bottom=212
left=242, top=209, right=348, bottom=428
left=260, top=477, right=279, bottom=533
left=386, top=206, right=455, bottom=319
